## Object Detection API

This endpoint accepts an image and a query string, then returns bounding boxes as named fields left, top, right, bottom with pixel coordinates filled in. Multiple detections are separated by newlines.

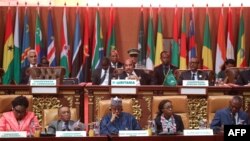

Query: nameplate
left=30, top=79, right=56, bottom=86
left=0, top=131, right=27, bottom=138
left=55, top=131, right=86, bottom=137
left=180, top=87, right=207, bottom=95
left=111, top=80, right=137, bottom=86
left=183, top=80, right=209, bottom=86
left=119, top=130, right=149, bottom=136
left=183, top=129, right=213, bottom=136
left=31, top=87, right=57, bottom=94
left=110, top=87, right=137, bottom=95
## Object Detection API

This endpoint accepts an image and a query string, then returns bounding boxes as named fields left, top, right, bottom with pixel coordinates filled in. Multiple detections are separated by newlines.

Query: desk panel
left=3, top=136, right=107, bottom=141
left=110, top=134, right=223, bottom=141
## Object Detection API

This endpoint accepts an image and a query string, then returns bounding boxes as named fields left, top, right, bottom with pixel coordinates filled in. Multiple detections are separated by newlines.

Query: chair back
left=0, top=68, right=4, bottom=84
left=97, top=99, right=133, bottom=121
left=152, top=96, right=189, bottom=129
left=42, top=108, right=77, bottom=130
left=225, top=67, right=250, bottom=83
left=207, top=95, right=233, bottom=125
left=27, top=67, right=65, bottom=84
left=0, top=95, right=33, bottom=117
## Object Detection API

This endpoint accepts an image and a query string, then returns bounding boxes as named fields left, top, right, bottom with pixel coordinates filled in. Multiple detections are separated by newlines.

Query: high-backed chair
left=0, top=95, right=33, bottom=117
left=224, top=67, right=250, bottom=83
left=42, top=108, right=77, bottom=130
left=27, top=67, right=66, bottom=84
left=174, top=69, right=215, bottom=86
left=0, top=68, right=4, bottom=84
left=152, top=96, right=189, bottom=129
left=207, top=95, right=233, bottom=125
left=96, top=99, right=133, bottom=121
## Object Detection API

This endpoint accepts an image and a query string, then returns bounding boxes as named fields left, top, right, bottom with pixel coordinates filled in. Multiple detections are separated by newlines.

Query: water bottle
left=94, top=120, right=100, bottom=135
left=199, top=119, right=207, bottom=129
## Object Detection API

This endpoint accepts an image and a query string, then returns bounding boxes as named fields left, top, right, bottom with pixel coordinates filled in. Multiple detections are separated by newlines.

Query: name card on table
left=30, top=79, right=57, bottom=86
left=56, top=131, right=86, bottom=137
left=183, top=129, right=213, bottom=136
left=111, top=80, right=137, bottom=86
left=0, top=131, right=27, bottom=138
left=119, top=130, right=149, bottom=136
left=183, top=80, right=209, bottom=86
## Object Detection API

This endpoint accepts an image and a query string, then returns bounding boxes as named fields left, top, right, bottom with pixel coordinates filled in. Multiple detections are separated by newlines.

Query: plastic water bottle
left=94, top=121, right=100, bottom=135
left=199, top=119, right=207, bottom=129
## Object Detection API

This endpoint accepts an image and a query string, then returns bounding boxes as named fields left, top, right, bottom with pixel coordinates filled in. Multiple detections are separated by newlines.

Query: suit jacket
left=210, top=107, right=249, bottom=130
left=236, top=70, right=250, bottom=86
left=20, top=66, right=30, bottom=84
left=47, top=120, right=84, bottom=134
left=91, top=67, right=115, bottom=85
left=151, top=64, right=178, bottom=85
left=154, top=114, right=184, bottom=134
left=177, top=70, right=209, bottom=85
left=110, top=62, right=123, bottom=69
left=118, top=69, right=150, bottom=85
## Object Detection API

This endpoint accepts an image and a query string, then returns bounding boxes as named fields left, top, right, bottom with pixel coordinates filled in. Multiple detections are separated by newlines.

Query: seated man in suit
left=110, top=50, right=123, bottom=69
left=177, top=57, right=208, bottom=85
left=100, top=97, right=141, bottom=135
left=151, top=51, right=178, bottom=85
left=91, top=57, right=115, bottom=85
left=21, top=49, right=38, bottom=84
left=236, top=69, right=250, bottom=86
left=47, top=106, right=84, bottom=134
left=210, top=96, right=249, bottom=131
left=118, top=58, right=150, bottom=85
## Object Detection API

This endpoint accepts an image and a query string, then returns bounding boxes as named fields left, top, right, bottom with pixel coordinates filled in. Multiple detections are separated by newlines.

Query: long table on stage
left=3, top=134, right=223, bottom=141
left=3, top=136, right=108, bottom=141
left=110, top=134, right=224, bottom=141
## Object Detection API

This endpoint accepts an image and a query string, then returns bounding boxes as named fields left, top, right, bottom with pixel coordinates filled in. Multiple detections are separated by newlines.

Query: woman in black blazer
left=154, top=99, right=184, bottom=134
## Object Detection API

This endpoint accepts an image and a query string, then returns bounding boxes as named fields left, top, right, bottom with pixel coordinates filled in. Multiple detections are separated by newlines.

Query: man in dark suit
left=151, top=51, right=178, bottom=85
left=236, top=69, right=250, bottom=86
left=210, top=96, right=249, bottom=131
left=20, top=49, right=38, bottom=84
left=91, top=57, right=115, bottom=85
left=48, top=106, right=84, bottom=134
left=110, top=50, right=123, bottom=69
left=177, top=57, right=208, bottom=85
left=118, top=58, right=150, bottom=85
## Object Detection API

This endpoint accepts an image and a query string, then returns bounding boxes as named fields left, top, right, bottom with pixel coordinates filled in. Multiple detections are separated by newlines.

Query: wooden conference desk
left=2, top=134, right=223, bottom=141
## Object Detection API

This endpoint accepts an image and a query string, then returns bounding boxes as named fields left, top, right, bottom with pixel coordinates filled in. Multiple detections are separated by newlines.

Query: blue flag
left=21, top=7, right=30, bottom=69
left=72, top=9, right=83, bottom=82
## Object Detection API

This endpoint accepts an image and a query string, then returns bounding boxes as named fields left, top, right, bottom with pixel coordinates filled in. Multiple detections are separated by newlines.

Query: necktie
left=100, top=70, right=107, bottom=83
left=192, top=73, right=195, bottom=80
left=64, top=121, right=70, bottom=131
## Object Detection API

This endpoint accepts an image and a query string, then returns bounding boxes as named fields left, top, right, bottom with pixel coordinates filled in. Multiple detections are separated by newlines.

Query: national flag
left=21, top=7, right=30, bottom=70
left=155, top=8, right=163, bottom=66
left=215, top=8, right=226, bottom=74
left=91, top=9, right=104, bottom=70
left=47, top=8, right=56, bottom=66
left=202, top=8, right=213, bottom=70
left=71, top=9, right=83, bottom=82
left=236, top=7, right=246, bottom=67
left=138, top=8, right=146, bottom=66
left=226, top=7, right=235, bottom=60
left=3, top=8, right=14, bottom=84
left=35, top=7, right=44, bottom=64
left=60, top=7, right=70, bottom=78
left=13, top=6, right=21, bottom=84
left=180, top=8, right=187, bottom=70
left=106, top=7, right=116, bottom=57
left=146, top=7, right=155, bottom=70
left=188, top=7, right=197, bottom=60
left=82, top=6, right=90, bottom=82
left=172, top=7, right=179, bottom=68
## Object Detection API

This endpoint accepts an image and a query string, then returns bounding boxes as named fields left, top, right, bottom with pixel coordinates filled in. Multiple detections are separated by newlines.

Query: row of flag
left=1, top=7, right=249, bottom=84
left=138, top=7, right=248, bottom=75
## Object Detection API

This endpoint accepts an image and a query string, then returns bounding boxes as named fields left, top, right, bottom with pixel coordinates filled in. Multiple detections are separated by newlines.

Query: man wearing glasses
left=100, top=97, right=141, bottom=135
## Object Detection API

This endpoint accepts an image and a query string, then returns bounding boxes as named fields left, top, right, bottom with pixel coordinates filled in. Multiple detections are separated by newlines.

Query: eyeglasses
left=162, top=106, right=173, bottom=110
